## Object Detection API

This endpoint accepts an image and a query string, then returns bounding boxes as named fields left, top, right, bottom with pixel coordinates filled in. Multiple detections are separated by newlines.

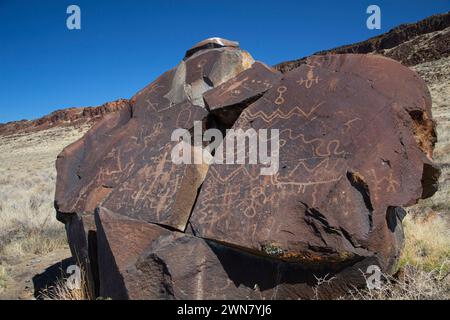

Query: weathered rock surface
left=63, top=213, right=98, bottom=297
left=55, top=40, right=254, bottom=233
left=185, top=37, right=240, bottom=59
left=94, top=207, right=173, bottom=299
left=121, top=230, right=379, bottom=300
left=191, top=54, right=438, bottom=274
left=95, top=207, right=382, bottom=300
left=55, top=38, right=440, bottom=299
left=204, top=61, right=283, bottom=127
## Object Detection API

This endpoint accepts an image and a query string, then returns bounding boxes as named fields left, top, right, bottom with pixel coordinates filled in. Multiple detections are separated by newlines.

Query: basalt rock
left=55, top=38, right=440, bottom=299
left=95, top=206, right=380, bottom=300
left=94, top=207, right=173, bottom=299
left=204, top=61, right=283, bottom=127
left=190, top=54, right=439, bottom=273
left=119, top=228, right=381, bottom=300
left=55, top=39, right=254, bottom=232
left=63, top=213, right=98, bottom=297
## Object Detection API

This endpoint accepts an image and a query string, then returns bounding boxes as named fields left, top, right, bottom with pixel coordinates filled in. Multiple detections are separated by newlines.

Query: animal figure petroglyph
left=297, top=65, right=320, bottom=89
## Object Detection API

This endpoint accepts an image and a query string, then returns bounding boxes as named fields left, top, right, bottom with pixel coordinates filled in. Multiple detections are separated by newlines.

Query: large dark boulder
left=55, top=38, right=440, bottom=299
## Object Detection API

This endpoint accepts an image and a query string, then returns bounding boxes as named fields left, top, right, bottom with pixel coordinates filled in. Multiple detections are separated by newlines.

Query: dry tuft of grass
left=37, top=265, right=93, bottom=300
left=341, top=206, right=450, bottom=300
left=0, top=265, right=7, bottom=293
left=345, top=209, right=450, bottom=300
left=400, top=213, right=450, bottom=273
left=346, top=263, right=449, bottom=300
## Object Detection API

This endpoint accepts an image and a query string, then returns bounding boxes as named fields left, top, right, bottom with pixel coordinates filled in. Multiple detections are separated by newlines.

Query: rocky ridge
left=275, top=11, right=450, bottom=73
left=0, top=99, right=130, bottom=137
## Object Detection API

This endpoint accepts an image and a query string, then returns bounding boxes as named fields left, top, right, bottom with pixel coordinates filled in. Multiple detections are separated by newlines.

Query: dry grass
left=0, top=169, right=67, bottom=258
left=400, top=214, right=450, bottom=273
left=316, top=212, right=450, bottom=300
left=0, top=264, right=7, bottom=293
left=37, top=264, right=93, bottom=300
left=346, top=263, right=449, bottom=300
left=352, top=211, right=450, bottom=300
left=0, top=127, right=88, bottom=265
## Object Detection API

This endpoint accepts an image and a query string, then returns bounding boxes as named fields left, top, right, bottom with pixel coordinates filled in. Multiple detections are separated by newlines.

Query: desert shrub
left=346, top=263, right=449, bottom=300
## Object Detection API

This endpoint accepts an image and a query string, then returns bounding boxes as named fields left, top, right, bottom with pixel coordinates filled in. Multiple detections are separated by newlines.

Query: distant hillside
left=0, top=99, right=130, bottom=137
left=1, top=12, right=449, bottom=138
left=275, top=11, right=450, bottom=72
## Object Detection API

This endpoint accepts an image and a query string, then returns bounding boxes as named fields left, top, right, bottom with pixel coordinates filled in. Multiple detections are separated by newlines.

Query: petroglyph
left=296, top=64, right=320, bottom=88
left=274, top=86, right=287, bottom=105
left=241, top=101, right=325, bottom=123
left=369, top=169, right=400, bottom=202
left=55, top=41, right=440, bottom=300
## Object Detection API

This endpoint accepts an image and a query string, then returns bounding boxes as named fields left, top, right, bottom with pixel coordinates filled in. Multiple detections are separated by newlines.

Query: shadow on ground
left=32, top=257, right=74, bottom=299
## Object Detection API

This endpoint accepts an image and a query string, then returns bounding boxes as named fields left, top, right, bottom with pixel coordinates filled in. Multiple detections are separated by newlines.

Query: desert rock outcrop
left=55, top=38, right=440, bottom=299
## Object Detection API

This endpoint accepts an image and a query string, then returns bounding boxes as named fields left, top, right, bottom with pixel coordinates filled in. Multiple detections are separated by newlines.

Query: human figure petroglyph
left=328, top=78, right=339, bottom=92
left=385, top=172, right=400, bottom=192
left=369, top=169, right=400, bottom=202
left=296, top=65, right=320, bottom=89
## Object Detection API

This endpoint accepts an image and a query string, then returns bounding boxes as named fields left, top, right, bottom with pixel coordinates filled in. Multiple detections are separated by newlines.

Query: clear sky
left=0, top=0, right=449, bottom=123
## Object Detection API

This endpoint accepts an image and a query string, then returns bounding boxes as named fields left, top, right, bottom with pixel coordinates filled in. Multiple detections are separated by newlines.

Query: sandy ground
left=0, top=249, right=73, bottom=300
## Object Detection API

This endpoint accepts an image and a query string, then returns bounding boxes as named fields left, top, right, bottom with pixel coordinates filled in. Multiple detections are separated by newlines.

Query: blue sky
left=0, top=0, right=448, bottom=123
